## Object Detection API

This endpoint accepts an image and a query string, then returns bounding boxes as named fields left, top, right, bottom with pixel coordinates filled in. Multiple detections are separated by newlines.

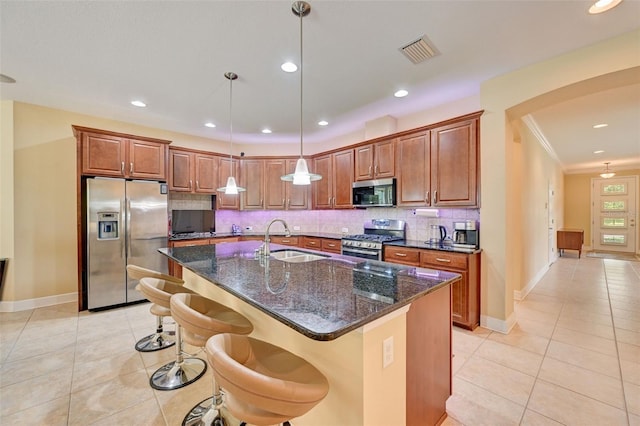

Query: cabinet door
left=354, top=144, right=375, bottom=181
left=194, top=153, right=218, bottom=193
left=169, top=150, right=193, bottom=192
left=396, top=132, right=430, bottom=206
left=450, top=271, right=469, bottom=325
left=82, top=133, right=126, bottom=177
left=217, top=157, right=240, bottom=210
left=241, top=159, right=265, bottom=210
left=285, top=159, right=309, bottom=210
left=312, top=154, right=333, bottom=209
left=265, top=159, right=286, bottom=210
left=128, top=139, right=166, bottom=180
left=384, top=246, right=420, bottom=266
left=430, top=119, right=478, bottom=207
left=374, top=139, right=395, bottom=179
left=333, top=149, right=354, bottom=209
left=302, top=236, right=322, bottom=250
left=321, top=238, right=341, bottom=254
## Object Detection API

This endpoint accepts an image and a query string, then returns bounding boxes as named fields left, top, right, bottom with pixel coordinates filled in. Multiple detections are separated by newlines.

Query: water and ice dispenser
left=97, top=212, right=119, bottom=240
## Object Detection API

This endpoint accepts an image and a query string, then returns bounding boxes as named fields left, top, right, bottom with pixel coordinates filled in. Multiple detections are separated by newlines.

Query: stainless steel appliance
left=428, top=225, right=447, bottom=244
left=86, top=178, right=168, bottom=310
left=341, top=219, right=406, bottom=260
left=452, top=220, right=479, bottom=250
left=352, top=178, right=396, bottom=208
left=170, top=209, right=215, bottom=239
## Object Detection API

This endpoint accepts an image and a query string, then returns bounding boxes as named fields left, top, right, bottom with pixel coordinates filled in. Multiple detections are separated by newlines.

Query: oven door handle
left=342, top=247, right=380, bottom=256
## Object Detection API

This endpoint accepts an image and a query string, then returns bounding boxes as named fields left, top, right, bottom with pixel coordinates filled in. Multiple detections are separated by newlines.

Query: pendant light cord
left=299, top=6, right=304, bottom=158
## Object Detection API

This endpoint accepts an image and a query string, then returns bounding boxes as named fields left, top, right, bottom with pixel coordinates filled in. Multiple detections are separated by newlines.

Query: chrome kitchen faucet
left=256, top=219, right=290, bottom=257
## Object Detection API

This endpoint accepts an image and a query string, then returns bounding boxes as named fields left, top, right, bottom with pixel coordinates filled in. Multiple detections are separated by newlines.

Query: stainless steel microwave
left=352, top=178, right=396, bottom=208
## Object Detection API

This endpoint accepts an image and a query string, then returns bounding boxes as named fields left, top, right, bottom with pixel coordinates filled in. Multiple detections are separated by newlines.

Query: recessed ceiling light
left=318, top=120, right=328, bottom=126
left=593, top=123, right=608, bottom=129
left=131, top=100, right=146, bottom=107
left=262, top=128, right=272, bottom=134
left=281, top=62, right=297, bottom=73
left=204, top=122, right=216, bottom=128
left=593, top=150, right=605, bottom=154
left=394, top=89, right=408, bottom=98
left=589, top=0, right=622, bottom=14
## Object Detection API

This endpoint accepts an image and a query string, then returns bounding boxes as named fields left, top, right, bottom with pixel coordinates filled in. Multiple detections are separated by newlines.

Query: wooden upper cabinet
left=194, top=153, right=219, bottom=193
left=169, top=149, right=193, bottom=192
left=396, top=114, right=480, bottom=208
left=430, top=118, right=478, bottom=207
left=169, top=148, right=218, bottom=193
left=264, top=159, right=286, bottom=210
left=284, top=159, right=309, bottom=210
left=241, top=159, right=266, bottom=210
left=354, top=139, right=395, bottom=181
left=312, top=149, right=353, bottom=209
left=217, top=157, right=240, bottom=210
left=78, top=128, right=168, bottom=180
left=396, top=131, right=431, bottom=207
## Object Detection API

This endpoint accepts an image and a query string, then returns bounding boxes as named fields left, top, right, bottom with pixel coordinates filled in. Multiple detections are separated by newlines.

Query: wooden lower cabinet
left=384, top=246, right=421, bottom=266
left=169, top=237, right=239, bottom=278
left=557, top=228, right=584, bottom=258
left=269, top=236, right=299, bottom=246
left=301, top=236, right=322, bottom=250
left=420, top=250, right=480, bottom=330
left=321, top=238, right=341, bottom=254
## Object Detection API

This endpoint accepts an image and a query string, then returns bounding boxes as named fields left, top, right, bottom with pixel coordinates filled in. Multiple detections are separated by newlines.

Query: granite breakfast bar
left=160, top=241, right=461, bottom=426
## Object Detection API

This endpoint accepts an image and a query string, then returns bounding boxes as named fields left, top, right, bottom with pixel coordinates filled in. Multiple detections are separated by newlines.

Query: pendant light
left=599, top=162, right=616, bottom=179
left=217, top=71, right=246, bottom=194
left=281, top=1, right=322, bottom=185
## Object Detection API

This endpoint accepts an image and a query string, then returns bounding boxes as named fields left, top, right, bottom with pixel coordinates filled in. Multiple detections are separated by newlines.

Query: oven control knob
left=343, top=241, right=350, bottom=247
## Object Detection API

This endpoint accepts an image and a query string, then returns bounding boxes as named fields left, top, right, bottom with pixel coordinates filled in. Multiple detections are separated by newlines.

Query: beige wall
left=565, top=169, right=640, bottom=247
left=480, top=29, right=639, bottom=330
left=0, top=101, right=15, bottom=299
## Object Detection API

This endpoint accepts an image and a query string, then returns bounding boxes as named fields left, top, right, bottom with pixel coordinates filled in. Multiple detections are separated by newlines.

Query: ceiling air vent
left=399, top=35, right=438, bottom=64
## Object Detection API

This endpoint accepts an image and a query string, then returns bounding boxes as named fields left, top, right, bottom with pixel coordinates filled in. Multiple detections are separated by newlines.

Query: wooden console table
left=557, top=229, right=584, bottom=258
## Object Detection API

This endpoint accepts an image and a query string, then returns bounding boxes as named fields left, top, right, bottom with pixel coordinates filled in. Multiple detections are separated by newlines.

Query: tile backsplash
left=215, top=206, right=479, bottom=241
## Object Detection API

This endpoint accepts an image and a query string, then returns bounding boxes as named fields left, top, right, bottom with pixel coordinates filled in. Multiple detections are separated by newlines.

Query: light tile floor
left=0, top=255, right=638, bottom=425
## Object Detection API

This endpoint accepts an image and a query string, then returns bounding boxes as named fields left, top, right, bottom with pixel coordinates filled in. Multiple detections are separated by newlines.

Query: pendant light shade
left=599, top=162, right=616, bottom=179
left=217, top=72, right=246, bottom=194
left=281, top=1, right=322, bottom=185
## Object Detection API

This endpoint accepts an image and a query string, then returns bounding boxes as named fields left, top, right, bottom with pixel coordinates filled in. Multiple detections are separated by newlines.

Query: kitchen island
left=160, top=241, right=460, bottom=426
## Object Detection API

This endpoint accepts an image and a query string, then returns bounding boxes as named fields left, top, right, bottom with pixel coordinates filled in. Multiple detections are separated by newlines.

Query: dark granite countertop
left=387, top=239, right=482, bottom=254
left=159, top=241, right=460, bottom=341
left=170, top=231, right=344, bottom=241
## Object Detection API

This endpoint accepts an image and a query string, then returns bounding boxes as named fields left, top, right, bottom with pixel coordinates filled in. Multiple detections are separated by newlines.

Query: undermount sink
left=270, top=250, right=329, bottom=263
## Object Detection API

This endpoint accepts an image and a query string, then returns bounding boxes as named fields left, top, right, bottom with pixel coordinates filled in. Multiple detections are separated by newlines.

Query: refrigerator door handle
left=126, top=197, right=132, bottom=258
left=121, top=198, right=126, bottom=260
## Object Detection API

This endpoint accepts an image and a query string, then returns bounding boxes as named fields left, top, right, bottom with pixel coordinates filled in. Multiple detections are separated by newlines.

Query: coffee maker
left=452, top=221, right=479, bottom=249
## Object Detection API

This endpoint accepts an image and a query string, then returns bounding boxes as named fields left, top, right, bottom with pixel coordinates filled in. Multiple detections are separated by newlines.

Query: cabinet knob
left=436, top=258, right=451, bottom=263
left=190, top=180, right=193, bottom=191
left=121, top=161, right=125, bottom=174
left=396, top=253, right=407, bottom=257
left=425, top=191, right=430, bottom=205
left=196, top=180, right=200, bottom=189
left=130, top=162, right=133, bottom=174
left=433, top=191, right=438, bottom=204
left=374, top=165, right=378, bottom=175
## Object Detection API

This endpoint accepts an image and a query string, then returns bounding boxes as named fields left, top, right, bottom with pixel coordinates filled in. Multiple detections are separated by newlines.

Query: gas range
left=341, top=219, right=406, bottom=260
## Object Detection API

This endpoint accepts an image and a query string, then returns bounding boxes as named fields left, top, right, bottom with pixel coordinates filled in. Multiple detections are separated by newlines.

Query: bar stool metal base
left=135, top=331, right=175, bottom=352
left=150, top=358, right=206, bottom=391
left=182, top=397, right=227, bottom=426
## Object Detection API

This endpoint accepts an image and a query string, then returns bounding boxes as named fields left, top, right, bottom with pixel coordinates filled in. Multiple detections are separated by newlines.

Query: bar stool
left=139, top=277, right=204, bottom=390
left=127, top=265, right=185, bottom=352
left=167, top=293, right=253, bottom=426
left=205, top=333, right=329, bottom=426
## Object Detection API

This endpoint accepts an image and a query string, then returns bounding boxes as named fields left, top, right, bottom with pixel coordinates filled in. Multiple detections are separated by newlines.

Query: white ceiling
left=1, top=1, right=639, bottom=174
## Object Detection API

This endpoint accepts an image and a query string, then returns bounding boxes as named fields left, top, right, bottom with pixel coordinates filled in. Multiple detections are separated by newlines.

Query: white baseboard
left=0, top=292, right=77, bottom=312
left=514, top=264, right=550, bottom=301
left=481, top=311, right=517, bottom=334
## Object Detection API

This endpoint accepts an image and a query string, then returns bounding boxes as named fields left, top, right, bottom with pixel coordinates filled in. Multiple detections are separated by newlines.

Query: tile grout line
left=516, top=255, right=578, bottom=425
left=603, top=259, right=632, bottom=426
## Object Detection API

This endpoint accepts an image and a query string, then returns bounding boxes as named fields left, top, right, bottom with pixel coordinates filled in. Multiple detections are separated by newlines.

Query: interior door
left=592, top=176, right=637, bottom=253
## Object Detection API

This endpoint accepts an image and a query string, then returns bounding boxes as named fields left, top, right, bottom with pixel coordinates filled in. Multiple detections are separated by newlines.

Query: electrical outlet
left=245, top=226, right=253, bottom=231
left=341, top=227, right=349, bottom=234
left=293, top=225, right=301, bottom=231
left=383, top=336, right=394, bottom=368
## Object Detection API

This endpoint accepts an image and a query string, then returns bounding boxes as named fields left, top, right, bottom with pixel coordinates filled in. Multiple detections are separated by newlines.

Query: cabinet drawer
left=384, top=246, right=420, bottom=266
left=302, top=236, right=322, bottom=249
left=420, top=251, right=467, bottom=270
left=210, top=237, right=239, bottom=244
left=270, top=236, right=299, bottom=246
left=321, top=239, right=341, bottom=253
left=171, top=239, right=210, bottom=247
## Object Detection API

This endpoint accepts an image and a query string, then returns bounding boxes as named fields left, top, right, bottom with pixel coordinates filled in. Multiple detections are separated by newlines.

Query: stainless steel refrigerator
left=86, top=178, right=168, bottom=310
